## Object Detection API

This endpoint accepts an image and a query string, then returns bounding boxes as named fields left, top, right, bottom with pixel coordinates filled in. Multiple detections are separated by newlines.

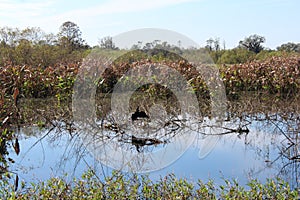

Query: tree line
left=204, top=35, right=300, bottom=64
left=0, top=21, right=89, bottom=66
left=0, top=21, right=299, bottom=67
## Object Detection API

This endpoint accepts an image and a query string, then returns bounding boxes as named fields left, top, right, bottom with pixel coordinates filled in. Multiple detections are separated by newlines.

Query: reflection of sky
left=148, top=132, right=280, bottom=186
left=10, top=128, right=97, bottom=183
left=8, top=119, right=294, bottom=187
left=83, top=126, right=197, bottom=173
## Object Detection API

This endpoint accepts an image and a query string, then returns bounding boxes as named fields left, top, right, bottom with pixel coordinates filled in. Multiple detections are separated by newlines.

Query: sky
left=0, top=0, right=299, bottom=49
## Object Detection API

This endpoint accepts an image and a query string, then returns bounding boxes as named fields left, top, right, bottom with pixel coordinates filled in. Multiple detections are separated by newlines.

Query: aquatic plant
left=1, top=170, right=298, bottom=199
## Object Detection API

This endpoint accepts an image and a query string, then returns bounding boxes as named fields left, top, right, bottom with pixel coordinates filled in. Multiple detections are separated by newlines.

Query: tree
left=15, top=39, right=33, bottom=64
left=218, top=48, right=255, bottom=64
left=58, top=21, right=88, bottom=50
left=239, top=34, right=265, bottom=53
left=143, top=42, right=154, bottom=50
left=277, top=42, right=300, bottom=52
left=205, top=38, right=214, bottom=51
left=99, top=36, right=118, bottom=49
left=0, top=24, right=90, bottom=66
left=205, top=38, right=220, bottom=51
left=222, top=40, right=226, bottom=50
left=20, top=27, right=45, bottom=44
left=213, top=38, right=220, bottom=51
left=0, top=27, right=20, bottom=46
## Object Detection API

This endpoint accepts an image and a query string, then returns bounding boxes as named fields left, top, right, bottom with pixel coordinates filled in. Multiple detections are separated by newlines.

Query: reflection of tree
left=10, top=100, right=94, bottom=184
left=245, top=114, right=299, bottom=188
left=99, top=116, right=182, bottom=154
left=13, top=91, right=194, bottom=174
left=78, top=80, right=200, bottom=172
left=198, top=94, right=300, bottom=188
left=7, top=91, right=300, bottom=188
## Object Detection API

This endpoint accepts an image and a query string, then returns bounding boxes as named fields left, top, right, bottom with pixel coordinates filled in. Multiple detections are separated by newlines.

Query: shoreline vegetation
left=2, top=170, right=299, bottom=199
left=1, top=22, right=300, bottom=198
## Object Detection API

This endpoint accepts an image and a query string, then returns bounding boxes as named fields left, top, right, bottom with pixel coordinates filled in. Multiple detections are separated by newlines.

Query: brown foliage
left=221, top=55, right=300, bottom=96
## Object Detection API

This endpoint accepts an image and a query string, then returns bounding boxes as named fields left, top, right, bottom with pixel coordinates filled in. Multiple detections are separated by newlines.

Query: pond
left=8, top=93, right=300, bottom=189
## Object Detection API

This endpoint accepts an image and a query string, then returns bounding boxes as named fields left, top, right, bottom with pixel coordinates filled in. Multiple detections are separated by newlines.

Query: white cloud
left=0, top=0, right=197, bottom=22
left=56, top=0, right=197, bottom=18
left=111, top=0, right=195, bottom=13
left=0, top=0, right=54, bottom=18
left=0, top=0, right=198, bottom=44
left=32, top=0, right=198, bottom=25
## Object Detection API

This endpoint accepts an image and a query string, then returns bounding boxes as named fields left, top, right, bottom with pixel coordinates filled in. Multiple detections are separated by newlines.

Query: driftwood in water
left=131, top=135, right=165, bottom=152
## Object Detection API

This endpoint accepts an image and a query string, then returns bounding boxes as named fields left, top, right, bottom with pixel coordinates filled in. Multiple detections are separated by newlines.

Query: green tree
left=20, top=27, right=45, bottom=44
left=239, top=34, right=265, bottom=53
left=58, top=21, right=88, bottom=51
left=99, top=36, right=118, bottom=50
left=15, top=39, right=33, bottom=65
left=218, top=48, right=255, bottom=64
left=0, top=27, right=20, bottom=64
left=277, top=42, right=300, bottom=52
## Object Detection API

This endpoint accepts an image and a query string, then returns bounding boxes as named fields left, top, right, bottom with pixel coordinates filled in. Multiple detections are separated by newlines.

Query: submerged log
left=131, top=135, right=165, bottom=152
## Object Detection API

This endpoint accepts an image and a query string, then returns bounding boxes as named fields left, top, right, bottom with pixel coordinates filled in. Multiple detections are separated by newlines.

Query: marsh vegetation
left=0, top=22, right=300, bottom=198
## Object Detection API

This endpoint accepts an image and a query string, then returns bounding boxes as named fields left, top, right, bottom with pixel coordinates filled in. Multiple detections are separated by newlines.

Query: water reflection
left=8, top=94, right=300, bottom=189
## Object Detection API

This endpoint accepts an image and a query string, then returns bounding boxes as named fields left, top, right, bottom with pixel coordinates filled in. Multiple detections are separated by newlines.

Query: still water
left=8, top=95, right=300, bottom=189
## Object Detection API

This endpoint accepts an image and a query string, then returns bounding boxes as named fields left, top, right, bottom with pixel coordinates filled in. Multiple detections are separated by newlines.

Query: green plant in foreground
left=1, top=170, right=298, bottom=199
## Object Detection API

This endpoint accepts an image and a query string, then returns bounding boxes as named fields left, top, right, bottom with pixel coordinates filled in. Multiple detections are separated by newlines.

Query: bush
left=218, top=48, right=255, bottom=64
left=221, top=55, right=300, bottom=96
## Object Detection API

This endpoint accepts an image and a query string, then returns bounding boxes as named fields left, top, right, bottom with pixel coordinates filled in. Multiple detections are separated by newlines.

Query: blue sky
left=0, top=0, right=299, bottom=49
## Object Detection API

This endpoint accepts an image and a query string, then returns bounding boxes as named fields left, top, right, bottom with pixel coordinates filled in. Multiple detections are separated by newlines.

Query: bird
left=131, top=135, right=146, bottom=152
left=131, top=106, right=149, bottom=121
